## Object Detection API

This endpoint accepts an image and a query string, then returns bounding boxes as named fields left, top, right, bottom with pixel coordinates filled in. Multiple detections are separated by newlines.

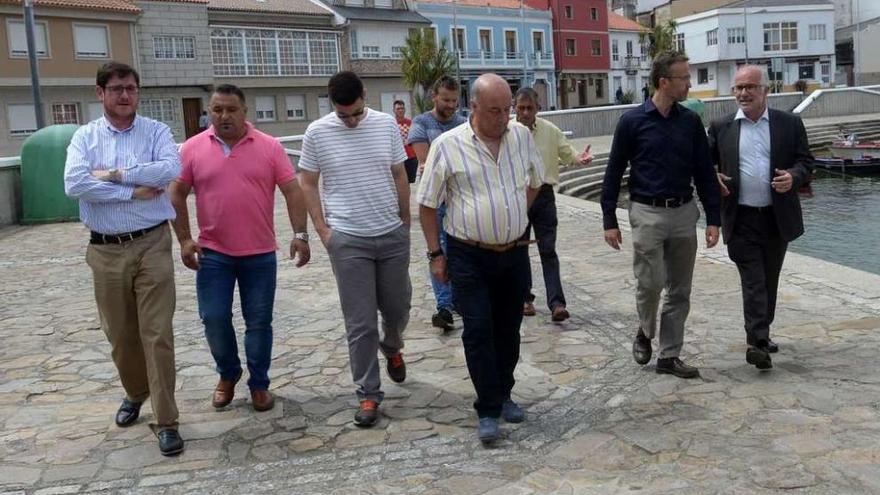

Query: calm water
left=793, top=170, right=880, bottom=275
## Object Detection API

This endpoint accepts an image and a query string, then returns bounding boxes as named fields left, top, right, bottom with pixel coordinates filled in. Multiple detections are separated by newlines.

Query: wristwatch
left=426, top=248, right=444, bottom=261
left=294, top=232, right=309, bottom=242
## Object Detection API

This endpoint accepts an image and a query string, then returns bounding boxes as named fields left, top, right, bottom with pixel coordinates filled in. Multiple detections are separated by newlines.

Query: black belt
left=630, top=194, right=693, bottom=208
left=90, top=222, right=165, bottom=245
left=738, top=204, right=773, bottom=214
left=449, top=236, right=534, bottom=253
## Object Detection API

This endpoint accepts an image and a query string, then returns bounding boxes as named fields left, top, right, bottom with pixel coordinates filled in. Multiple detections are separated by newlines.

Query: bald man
left=417, top=74, right=544, bottom=445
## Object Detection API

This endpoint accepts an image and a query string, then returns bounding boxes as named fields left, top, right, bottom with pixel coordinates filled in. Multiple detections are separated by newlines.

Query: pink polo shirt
left=179, top=123, right=295, bottom=256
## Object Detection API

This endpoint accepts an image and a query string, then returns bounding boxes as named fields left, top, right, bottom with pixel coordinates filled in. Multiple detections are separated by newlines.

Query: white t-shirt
left=299, top=108, right=407, bottom=237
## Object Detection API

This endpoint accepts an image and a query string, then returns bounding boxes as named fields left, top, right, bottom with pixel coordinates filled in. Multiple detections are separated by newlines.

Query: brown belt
left=450, top=236, right=535, bottom=253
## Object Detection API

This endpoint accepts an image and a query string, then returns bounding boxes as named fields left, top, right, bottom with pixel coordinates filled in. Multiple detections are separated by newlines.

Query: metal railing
left=793, top=85, right=880, bottom=118
left=456, top=50, right=554, bottom=69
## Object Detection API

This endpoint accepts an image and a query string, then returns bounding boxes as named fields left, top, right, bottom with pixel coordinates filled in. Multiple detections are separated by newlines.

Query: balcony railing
left=611, top=55, right=649, bottom=71
left=456, top=50, right=554, bottom=70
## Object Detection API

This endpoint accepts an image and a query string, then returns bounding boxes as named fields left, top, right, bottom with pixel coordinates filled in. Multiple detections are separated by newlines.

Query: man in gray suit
left=708, top=65, right=813, bottom=370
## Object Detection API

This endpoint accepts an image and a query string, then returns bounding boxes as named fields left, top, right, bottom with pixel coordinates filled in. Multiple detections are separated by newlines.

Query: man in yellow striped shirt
left=417, top=73, right=544, bottom=445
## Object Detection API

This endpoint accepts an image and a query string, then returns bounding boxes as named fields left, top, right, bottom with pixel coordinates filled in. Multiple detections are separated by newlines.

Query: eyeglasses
left=336, top=107, right=365, bottom=120
left=104, top=85, right=139, bottom=96
left=732, top=84, right=765, bottom=93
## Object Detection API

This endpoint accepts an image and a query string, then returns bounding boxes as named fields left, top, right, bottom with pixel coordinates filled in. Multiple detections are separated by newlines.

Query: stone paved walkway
left=2, top=194, right=880, bottom=494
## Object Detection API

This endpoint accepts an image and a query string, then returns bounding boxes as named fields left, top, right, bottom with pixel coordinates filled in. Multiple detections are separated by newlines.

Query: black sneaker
left=746, top=343, right=773, bottom=370
left=655, top=357, right=700, bottom=379
left=354, top=400, right=379, bottom=427
left=432, top=308, right=454, bottom=332
left=386, top=353, right=406, bottom=383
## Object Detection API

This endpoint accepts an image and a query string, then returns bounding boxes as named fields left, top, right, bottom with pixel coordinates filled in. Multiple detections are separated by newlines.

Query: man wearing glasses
left=64, top=62, right=184, bottom=455
left=708, top=65, right=813, bottom=370
left=298, top=71, right=412, bottom=427
left=601, top=51, right=721, bottom=379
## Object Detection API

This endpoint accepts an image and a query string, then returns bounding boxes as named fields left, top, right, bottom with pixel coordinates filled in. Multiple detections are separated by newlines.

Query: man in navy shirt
left=601, top=51, right=721, bottom=379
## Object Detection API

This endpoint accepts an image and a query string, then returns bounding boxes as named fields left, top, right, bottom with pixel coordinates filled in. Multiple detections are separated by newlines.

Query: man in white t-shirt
left=298, top=71, right=412, bottom=427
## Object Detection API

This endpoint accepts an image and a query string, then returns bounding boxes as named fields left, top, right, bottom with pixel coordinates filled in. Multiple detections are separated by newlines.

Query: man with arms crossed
left=64, top=62, right=183, bottom=455
left=169, top=84, right=310, bottom=412
left=298, top=71, right=412, bottom=427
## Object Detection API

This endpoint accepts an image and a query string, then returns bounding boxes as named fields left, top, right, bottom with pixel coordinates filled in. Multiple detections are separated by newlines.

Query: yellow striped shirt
left=417, top=120, right=544, bottom=244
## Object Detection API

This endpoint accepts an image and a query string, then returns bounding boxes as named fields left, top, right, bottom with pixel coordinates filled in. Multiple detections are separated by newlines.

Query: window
left=799, top=62, right=815, bottom=80
left=374, top=0, right=392, bottom=7
left=565, top=38, right=575, bottom=56
left=391, top=46, right=403, bottom=59
left=595, top=78, right=604, bottom=98
left=347, top=0, right=364, bottom=5
left=809, top=24, right=826, bottom=41
left=211, top=28, right=339, bottom=76
left=255, top=96, right=276, bottom=122
left=591, top=39, right=601, bottom=56
left=532, top=31, right=544, bottom=55
left=675, top=32, right=685, bottom=52
left=153, top=36, right=195, bottom=60
left=73, top=24, right=110, bottom=58
left=361, top=45, right=380, bottom=58
left=706, top=29, right=718, bottom=46
left=504, top=29, right=517, bottom=58
left=285, top=95, right=306, bottom=120
left=590, top=7, right=598, bottom=21
left=625, top=40, right=633, bottom=57
left=51, top=103, right=79, bottom=125
left=140, top=99, right=175, bottom=124
left=7, top=104, right=37, bottom=136
left=698, top=68, right=708, bottom=84
left=763, top=22, right=797, bottom=51
left=727, top=27, right=745, bottom=44
left=564, top=5, right=572, bottom=19
left=479, top=29, right=492, bottom=53
left=452, top=27, right=465, bottom=53
left=821, top=61, right=830, bottom=84
left=87, top=102, right=104, bottom=121
left=7, top=20, right=49, bottom=58
left=612, top=39, right=619, bottom=61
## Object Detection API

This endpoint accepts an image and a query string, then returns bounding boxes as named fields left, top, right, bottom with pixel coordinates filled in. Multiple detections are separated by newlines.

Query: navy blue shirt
left=601, top=99, right=721, bottom=230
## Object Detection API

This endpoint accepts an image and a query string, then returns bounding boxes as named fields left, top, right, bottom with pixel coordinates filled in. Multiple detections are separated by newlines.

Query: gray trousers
left=629, top=201, right=699, bottom=359
left=327, top=224, right=412, bottom=403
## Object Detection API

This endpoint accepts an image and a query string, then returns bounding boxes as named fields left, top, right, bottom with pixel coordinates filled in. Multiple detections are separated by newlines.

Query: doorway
left=182, top=98, right=203, bottom=138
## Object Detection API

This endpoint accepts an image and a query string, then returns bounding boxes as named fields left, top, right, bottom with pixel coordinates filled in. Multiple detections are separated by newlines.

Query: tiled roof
left=608, top=11, right=646, bottom=31
left=722, top=0, right=832, bottom=7
left=417, top=0, right=537, bottom=9
left=208, top=0, right=332, bottom=15
left=0, top=0, right=141, bottom=13
left=327, top=4, right=432, bottom=23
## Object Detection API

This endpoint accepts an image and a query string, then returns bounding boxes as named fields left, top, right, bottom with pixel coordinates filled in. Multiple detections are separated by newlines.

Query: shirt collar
left=466, top=118, right=512, bottom=142
left=103, top=115, right=138, bottom=134
left=735, top=106, right=770, bottom=124
left=643, top=98, right=680, bottom=117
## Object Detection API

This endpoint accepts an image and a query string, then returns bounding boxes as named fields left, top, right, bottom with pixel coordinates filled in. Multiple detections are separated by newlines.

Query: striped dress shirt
left=417, top=120, right=544, bottom=244
left=64, top=115, right=182, bottom=235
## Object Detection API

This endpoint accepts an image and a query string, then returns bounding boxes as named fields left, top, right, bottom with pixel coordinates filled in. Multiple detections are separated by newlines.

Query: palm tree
left=400, top=29, right=456, bottom=113
left=640, top=20, right=679, bottom=58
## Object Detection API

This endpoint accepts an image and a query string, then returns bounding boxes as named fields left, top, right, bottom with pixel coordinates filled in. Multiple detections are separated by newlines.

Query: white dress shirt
left=735, top=107, right=772, bottom=207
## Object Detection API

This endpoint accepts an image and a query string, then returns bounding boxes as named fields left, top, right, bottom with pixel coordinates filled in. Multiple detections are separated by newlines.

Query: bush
left=620, top=91, right=636, bottom=104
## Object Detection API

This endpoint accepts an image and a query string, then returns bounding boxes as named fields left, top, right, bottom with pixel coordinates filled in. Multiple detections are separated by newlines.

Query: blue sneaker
left=477, top=417, right=499, bottom=444
left=502, top=400, right=525, bottom=423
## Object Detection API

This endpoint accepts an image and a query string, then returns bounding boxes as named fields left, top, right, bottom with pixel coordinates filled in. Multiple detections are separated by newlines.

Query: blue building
left=413, top=0, right=557, bottom=109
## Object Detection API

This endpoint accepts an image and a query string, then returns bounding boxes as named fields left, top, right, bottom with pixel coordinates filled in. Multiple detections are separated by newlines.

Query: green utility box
left=680, top=98, right=706, bottom=121
left=20, top=124, right=80, bottom=224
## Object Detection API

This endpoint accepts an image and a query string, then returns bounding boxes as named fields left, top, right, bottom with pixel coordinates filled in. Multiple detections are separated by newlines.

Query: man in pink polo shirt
left=169, top=84, right=310, bottom=412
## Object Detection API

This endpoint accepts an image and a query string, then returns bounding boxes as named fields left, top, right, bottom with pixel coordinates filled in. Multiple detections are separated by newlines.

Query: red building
left=526, top=0, right=610, bottom=108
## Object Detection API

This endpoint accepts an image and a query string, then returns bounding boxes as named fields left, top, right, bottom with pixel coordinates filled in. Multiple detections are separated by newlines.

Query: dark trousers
left=726, top=206, right=788, bottom=346
left=522, top=185, right=566, bottom=310
left=404, top=157, right=418, bottom=183
left=446, top=236, right=529, bottom=418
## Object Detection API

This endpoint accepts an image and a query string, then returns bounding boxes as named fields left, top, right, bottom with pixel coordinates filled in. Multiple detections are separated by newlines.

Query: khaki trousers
left=629, top=201, right=699, bottom=359
left=86, top=224, right=178, bottom=427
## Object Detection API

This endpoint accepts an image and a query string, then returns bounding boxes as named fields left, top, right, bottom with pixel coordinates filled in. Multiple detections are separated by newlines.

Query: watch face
left=295, top=233, right=309, bottom=241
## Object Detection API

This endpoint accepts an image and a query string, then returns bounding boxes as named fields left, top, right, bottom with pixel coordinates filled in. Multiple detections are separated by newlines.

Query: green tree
left=640, top=20, right=679, bottom=58
left=400, top=29, right=456, bottom=113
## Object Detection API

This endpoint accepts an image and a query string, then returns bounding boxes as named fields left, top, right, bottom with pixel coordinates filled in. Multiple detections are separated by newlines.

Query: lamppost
left=23, top=0, right=45, bottom=129
left=854, top=0, right=861, bottom=86
left=520, top=0, right=528, bottom=88
left=452, top=0, right=461, bottom=111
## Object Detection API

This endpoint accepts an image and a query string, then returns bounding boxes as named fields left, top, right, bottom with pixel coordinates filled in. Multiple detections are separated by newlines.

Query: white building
left=673, top=0, right=835, bottom=98
left=608, top=11, right=652, bottom=103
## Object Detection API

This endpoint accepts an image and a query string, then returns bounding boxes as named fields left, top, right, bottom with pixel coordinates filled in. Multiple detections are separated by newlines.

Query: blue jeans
left=430, top=204, right=454, bottom=312
left=196, top=249, right=277, bottom=391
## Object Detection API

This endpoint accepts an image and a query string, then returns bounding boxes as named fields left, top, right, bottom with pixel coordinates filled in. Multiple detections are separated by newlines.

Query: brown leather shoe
left=212, top=370, right=242, bottom=408
left=551, top=305, right=570, bottom=322
left=523, top=301, right=536, bottom=316
left=250, top=389, right=275, bottom=412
